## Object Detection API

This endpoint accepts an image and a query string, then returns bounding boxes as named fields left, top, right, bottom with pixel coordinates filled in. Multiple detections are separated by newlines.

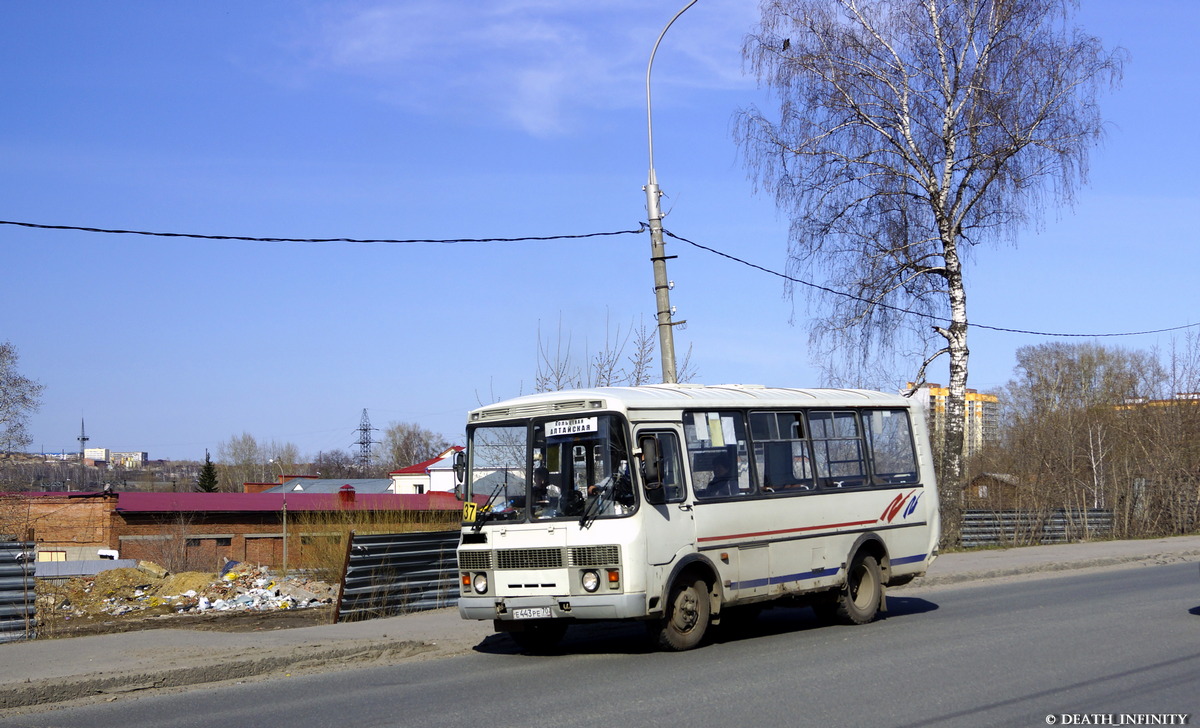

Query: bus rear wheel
left=656, top=575, right=710, bottom=651
left=834, top=552, right=882, bottom=625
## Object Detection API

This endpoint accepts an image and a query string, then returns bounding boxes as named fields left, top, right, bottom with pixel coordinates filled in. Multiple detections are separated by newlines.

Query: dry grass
left=290, top=507, right=459, bottom=583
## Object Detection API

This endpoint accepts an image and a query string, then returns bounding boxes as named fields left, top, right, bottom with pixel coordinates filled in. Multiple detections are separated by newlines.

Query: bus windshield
left=467, top=414, right=634, bottom=524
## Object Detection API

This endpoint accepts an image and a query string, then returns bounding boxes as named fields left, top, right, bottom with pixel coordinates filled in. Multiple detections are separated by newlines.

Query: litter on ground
left=38, top=562, right=337, bottom=622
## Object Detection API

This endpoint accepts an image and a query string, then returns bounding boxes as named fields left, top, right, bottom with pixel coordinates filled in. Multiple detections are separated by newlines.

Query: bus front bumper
left=459, top=592, right=647, bottom=622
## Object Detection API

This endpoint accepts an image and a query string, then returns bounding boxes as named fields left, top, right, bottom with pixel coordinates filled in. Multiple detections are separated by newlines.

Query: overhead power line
left=662, top=229, right=1200, bottom=339
left=0, top=218, right=647, bottom=244
left=3, top=216, right=1192, bottom=339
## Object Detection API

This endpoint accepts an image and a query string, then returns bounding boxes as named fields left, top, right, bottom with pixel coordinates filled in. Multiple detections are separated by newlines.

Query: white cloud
left=296, top=0, right=759, bottom=136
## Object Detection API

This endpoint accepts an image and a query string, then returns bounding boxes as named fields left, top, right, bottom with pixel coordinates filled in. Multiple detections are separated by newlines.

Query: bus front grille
left=458, top=550, right=493, bottom=570
left=569, top=545, right=620, bottom=566
left=497, top=547, right=563, bottom=569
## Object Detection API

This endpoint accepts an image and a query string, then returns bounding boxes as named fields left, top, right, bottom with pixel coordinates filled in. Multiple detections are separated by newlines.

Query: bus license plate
left=512, top=607, right=552, bottom=620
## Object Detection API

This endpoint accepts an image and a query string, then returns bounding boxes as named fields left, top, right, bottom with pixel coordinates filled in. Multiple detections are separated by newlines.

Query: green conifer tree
left=197, top=450, right=219, bottom=493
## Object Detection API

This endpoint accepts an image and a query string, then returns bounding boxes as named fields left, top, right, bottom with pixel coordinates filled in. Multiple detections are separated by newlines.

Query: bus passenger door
left=637, top=428, right=696, bottom=568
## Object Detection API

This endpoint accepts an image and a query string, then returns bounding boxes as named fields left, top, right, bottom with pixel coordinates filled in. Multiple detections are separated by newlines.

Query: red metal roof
left=114, top=491, right=469, bottom=513
left=390, top=446, right=464, bottom=475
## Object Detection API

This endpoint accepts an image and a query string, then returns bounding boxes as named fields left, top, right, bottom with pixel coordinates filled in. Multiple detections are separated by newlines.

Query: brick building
left=1, top=490, right=468, bottom=572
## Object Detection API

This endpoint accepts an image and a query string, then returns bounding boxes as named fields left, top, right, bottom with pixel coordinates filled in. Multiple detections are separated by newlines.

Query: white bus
left=455, top=384, right=940, bottom=651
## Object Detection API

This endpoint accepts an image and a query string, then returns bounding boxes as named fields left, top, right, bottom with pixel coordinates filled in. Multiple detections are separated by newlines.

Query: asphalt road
left=5, top=562, right=1198, bottom=728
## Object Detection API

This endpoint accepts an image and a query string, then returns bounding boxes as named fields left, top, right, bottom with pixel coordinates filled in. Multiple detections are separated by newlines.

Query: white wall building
left=389, top=447, right=464, bottom=495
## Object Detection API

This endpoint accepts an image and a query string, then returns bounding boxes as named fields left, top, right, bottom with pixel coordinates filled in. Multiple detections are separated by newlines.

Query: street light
left=644, top=0, right=697, bottom=385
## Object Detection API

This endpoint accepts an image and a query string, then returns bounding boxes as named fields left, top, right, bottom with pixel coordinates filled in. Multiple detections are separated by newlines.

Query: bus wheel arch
left=655, top=556, right=719, bottom=651
left=846, top=533, right=891, bottom=583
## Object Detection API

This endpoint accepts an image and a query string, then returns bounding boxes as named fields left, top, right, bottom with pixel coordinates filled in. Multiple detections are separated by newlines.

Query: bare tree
left=985, top=342, right=1191, bottom=538
left=535, top=316, right=585, bottom=393
left=535, top=313, right=697, bottom=393
left=0, top=494, right=32, bottom=540
left=138, top=513, right=213, bottom=573
left=0, top=342, right=44, bottom=454
left=737, top=0, right=1125, bottom=494
left=214, top=434, right=303, bottom=489
left=216, top=433, right=263, bottom=491
left=626, top=321, right=658, bottom=387
left=262, top=440, right=302, bottom=478
left=311, top=449, right=358, bottom=479
left=379, top=422, right=452, bottom=473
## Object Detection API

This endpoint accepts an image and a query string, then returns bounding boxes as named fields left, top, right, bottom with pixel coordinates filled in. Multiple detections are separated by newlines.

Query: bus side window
left=751, top=412, right=814, bottom=493
left=864, top=409, right=919, bottom=484
left=809, top=410, right=868, bottom=488
left=685, top=411, right=751, bottom=498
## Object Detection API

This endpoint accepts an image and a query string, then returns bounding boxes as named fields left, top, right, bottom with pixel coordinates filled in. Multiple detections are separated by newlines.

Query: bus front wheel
left=656, top=575, right=711, bottom=651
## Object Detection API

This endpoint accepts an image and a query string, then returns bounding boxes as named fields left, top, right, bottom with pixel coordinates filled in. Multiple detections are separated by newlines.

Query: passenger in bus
left=703, top=457, right=737, bottom=497
left=532, top=467, right=558, bottom=502
left=531, top=467, right=563, bottom=518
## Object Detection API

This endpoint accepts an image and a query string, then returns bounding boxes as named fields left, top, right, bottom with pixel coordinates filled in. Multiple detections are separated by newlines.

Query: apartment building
left=906, top=382, right=999, bottom=457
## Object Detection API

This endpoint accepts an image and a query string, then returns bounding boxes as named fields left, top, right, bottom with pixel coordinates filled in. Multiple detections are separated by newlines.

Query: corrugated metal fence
left=336, top=530, right=460, bottom=623
left=961, top=509, right=1113, bottom=548
left=330, top=514, right=1117, bottom=621
left=0, top=540, right=36, bottom=643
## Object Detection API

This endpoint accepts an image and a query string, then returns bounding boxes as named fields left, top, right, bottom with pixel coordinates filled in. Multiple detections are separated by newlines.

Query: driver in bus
left=585, top=460, right=635, bottom=512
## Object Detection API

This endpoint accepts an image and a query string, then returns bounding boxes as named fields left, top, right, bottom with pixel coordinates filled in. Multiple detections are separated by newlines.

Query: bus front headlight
left=472, top=572, right=488, bottom=594
left=581, top=570, right=600, bottom=593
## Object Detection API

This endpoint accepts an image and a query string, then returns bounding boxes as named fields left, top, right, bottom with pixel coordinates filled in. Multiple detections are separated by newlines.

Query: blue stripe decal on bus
left=730, top=568, right=837, bottom=590
left=727, top=553, right=928, bottom=590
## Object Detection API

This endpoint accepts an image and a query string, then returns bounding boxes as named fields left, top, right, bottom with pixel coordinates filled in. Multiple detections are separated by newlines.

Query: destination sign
left=546, top=417, right=598, bottom=438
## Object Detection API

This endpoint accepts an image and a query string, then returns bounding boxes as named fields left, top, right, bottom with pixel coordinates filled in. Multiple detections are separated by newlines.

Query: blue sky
left=3, top=1, right=1197, bottom=461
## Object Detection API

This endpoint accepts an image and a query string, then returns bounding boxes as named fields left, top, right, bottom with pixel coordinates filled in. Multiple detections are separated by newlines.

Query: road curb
left=904, top=548, right=1200, bottom=588
left=0, top=639, right=434, bottom=711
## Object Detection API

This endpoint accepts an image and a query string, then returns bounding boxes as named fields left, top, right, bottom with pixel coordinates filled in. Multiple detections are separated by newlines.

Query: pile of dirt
left=37, top=561, right=338, bottom=637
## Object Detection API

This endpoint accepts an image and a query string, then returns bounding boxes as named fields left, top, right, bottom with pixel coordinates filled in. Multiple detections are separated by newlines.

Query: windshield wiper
left=473, top=476, right=511, bottom=533
left=580, top=484, right=610, bottom=529
left=471, top=506, right=492, bottom=534
left=581, top=462, right=629, bottom=528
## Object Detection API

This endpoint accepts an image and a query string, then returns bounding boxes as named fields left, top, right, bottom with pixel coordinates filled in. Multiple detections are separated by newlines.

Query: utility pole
left=643, top=0, right=696, bottom=385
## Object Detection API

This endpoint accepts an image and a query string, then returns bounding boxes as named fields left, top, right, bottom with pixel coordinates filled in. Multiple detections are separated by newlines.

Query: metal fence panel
left=0, top=540, right=36, bottom=643
left=336, top=531, right=460, bottom=623
left=961, top=509, right=1113, bottom=548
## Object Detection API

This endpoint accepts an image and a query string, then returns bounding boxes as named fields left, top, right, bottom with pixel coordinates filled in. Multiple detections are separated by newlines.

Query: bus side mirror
left=639, top=436, right=665, bottom=506
left=453, top=450, right=467, bottom=501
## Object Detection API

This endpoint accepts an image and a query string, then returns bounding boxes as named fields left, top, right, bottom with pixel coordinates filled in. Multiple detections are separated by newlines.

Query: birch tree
left=0, top=342, right=44, bottom=454
left=216, top=432, right=263, bottom=491
left=737, top=0, right=1125, bottom=493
